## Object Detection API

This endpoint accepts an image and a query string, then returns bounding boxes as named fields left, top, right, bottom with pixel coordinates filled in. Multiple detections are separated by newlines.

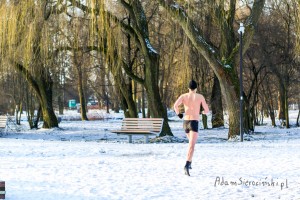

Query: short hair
left=188, top=80, right=197, bottom=90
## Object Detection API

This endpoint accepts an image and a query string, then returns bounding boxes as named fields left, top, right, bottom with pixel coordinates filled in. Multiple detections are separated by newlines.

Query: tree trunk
left=74, top=53, right=88, bottom=121
left=15, top=63, right=58, bottom=128
left=114, top=102, right=120, bottom=113
left=78, top=71, right=88, bottom=120
left=268, top=104, right=276, bottom=127
left=142, top=87, right=146, bottom=118
left=38, top=80, right=59, bottom=128
left=284, top=89, right=289, bottom=128
left=244, top=94, right=255, bottom=133
left=264, top=77, right=276, bottom=127
left=210, top=75, right=224, bottom=128
left=278, top=87, right=286, bottom=126
left=114, top=16, right=138, bottom=118
left=106, top=94, right=110, bottom=113
left=137, top=97, right=142, bottom=113
left=26, top=88, right=35, bottom=129
left=112, top=67, right=138, bottom=118
left=15, top=104, right=22, bottom=125
left=33, top=105, right=42, bottom=129
left=202, top=114, right=208, bottom=129
left=296, top=100, right=300, bottom=127
left=58, top=95, right=64, bottom=115
left=296, top=110, right=300, bottom=127
left=144, top=55, right=172, bottom=136
left=17, top=103, right=22, bottom=125
left=218, top=76, right=240, bottom=139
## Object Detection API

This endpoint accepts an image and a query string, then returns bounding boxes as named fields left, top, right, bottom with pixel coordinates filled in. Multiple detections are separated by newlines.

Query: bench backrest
left=121, top=118, right=164, bottom=133
left=0, top=116, right=7, bottom=128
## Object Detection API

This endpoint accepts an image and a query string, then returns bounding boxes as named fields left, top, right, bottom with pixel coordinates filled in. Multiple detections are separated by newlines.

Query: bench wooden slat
left=121, top=127, right=162, bottom=129
left=121, top=121, right=163, bottom=124
left=121, top=125, right=162, bottom=129
left=122, top=121, right=162, bottom=124
left=122, top=125, right=162, bottom=128
left=122, top=118, right=162, bottom=120
left=120, top=130, right=161, bottom=132
left=111, top=130, right=157, bottom=134
left=122, top=126, right=161, bottom=128
left=0, top=116, right=7, bottom=132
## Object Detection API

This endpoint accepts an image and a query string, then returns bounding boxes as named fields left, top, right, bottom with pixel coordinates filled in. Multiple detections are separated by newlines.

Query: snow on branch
left=197, top=35, right=216, bottom=54
left=145, top=39, right=158, bottom=54
left=170, top=3, right=187, bottom=18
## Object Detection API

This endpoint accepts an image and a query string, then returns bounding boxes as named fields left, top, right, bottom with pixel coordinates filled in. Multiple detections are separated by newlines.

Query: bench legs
left=127, top=135, right=149, bottom=143
left=128, top=135, right=132, bottom=143
left=144, top=135, right=149, bottom=143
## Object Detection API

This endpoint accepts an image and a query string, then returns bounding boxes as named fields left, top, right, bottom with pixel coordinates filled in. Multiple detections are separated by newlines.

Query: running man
left=174, top=80, right=209, bottom=176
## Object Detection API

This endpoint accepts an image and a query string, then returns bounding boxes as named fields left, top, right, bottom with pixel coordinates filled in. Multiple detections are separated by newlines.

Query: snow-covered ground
left=0, top=110, right=300, bottom=200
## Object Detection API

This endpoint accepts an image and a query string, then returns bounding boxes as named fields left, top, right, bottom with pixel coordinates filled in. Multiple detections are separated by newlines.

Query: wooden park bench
left=0, top=115, right=8, bottom=136
left=0, top=180, right=5, bottom=199
left=111, top=118, right=164, bottom=143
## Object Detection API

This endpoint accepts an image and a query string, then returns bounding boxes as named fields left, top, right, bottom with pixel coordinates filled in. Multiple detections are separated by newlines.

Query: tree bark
left=297, top=110, right=300, bottom=127
left=202, top=114, right=208, bottom=129
left=111, top=64, right=138, bottom=118
left=210, top=75, right=224, bottom=128
left=37, top=76, right=59, bottom=128
left=120, top=17, right=138, bottom=118
left=58, top=95, right=64, bottom=115
left=263, top=78, right=276, bottom=127
left=284, top=89, right=289, bottom=128
left=269, top=104, right=276, bottom=127
left=142, top=86, right=146, bottom=118
left=278, top=85, right=287, bottom=127
left=74, top=52, right=88, bottom=121
left=143, top=54, right=172, bottom=136
left=34, top=105, right=42, bottom=129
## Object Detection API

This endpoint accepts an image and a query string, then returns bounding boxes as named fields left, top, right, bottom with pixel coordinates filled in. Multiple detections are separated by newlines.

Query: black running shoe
left=184, top=161, right=191, bottom=176
left=184, top=165, right=190, bottom=176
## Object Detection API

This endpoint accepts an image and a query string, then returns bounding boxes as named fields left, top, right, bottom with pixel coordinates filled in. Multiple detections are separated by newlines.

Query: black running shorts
left=183, top=120, right=199, bottom=133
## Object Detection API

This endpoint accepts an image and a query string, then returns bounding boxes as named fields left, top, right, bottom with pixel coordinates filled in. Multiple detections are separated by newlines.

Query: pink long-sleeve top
left=174, top=91, right=209, bottom=121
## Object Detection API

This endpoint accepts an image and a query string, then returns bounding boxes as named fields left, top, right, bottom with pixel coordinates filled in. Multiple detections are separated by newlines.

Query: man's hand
left=178, top=113, right=183, bottom=119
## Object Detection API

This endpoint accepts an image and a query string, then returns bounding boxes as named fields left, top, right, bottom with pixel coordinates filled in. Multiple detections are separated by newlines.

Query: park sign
left=68, top=100, right=76, bottom=109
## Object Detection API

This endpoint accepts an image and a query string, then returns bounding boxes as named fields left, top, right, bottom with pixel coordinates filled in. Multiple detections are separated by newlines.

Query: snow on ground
left=0, top=110, right=300, bottom=200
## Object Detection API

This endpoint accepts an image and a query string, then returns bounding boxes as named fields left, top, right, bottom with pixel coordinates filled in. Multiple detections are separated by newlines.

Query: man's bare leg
left=186, top=131, right=198, bottom=161
left=184, top=131, right=198, bottom=176
left=185, top=133, right=192, bottom=169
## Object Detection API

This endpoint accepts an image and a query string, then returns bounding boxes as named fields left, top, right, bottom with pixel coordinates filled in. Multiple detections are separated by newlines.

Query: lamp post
left=238, top=23, right=245, bottom=142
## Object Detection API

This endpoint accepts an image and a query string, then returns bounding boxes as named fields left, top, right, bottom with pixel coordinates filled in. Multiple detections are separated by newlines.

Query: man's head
left=188, top=80, right=197, bottom=90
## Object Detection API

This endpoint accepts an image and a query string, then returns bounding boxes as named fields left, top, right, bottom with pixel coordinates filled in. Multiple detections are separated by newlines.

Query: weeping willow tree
left=157, top=0, right=265, bottom=139
left=61, top=0, right=138, bottom=120
left=67, top=0, right=172, bottom=135
left=0, top=1, right=60, bottom=128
